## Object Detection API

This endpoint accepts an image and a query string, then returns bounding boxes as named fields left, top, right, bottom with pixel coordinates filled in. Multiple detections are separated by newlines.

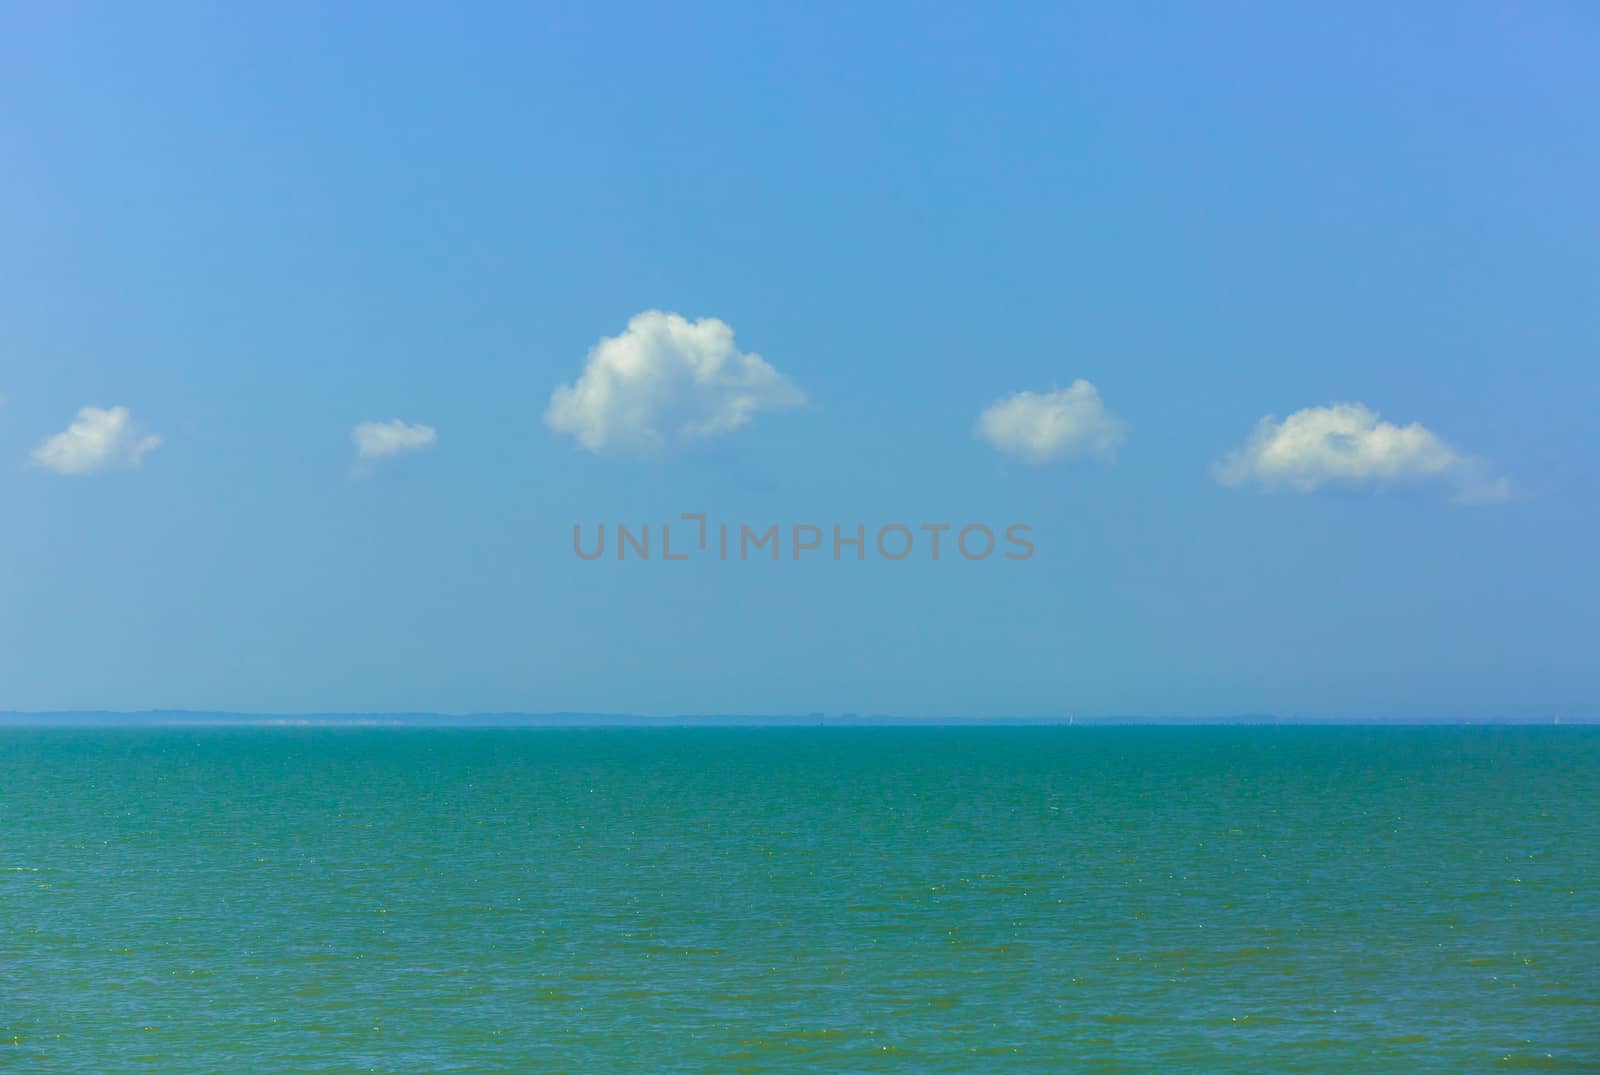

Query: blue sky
left=2, top=2, right=1596, bottom=718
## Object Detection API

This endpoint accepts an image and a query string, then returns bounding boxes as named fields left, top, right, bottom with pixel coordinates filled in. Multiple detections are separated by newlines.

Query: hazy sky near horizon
left=2, top=3, right=1597, bottom=718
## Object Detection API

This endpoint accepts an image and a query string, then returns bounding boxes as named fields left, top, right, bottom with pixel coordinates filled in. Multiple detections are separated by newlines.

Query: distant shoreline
left=0, top=711, right=1593, bottom=728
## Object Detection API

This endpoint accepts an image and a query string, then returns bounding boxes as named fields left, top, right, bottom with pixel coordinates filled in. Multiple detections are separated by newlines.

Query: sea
left=2, top=726, right=1596, bottom=1072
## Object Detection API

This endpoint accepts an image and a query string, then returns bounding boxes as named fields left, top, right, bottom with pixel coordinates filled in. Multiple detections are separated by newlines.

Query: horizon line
left=0, top=709, right=1593, bottom=728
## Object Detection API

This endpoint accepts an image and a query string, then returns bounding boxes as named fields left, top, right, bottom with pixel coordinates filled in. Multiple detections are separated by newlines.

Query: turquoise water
left=2, top=727, right=1596, bottom=1071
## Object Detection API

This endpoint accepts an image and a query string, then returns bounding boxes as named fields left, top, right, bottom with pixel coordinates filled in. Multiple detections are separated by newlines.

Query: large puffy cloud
left=545, top=311, right=804, bottom=458
left=351, top=419, right=437, bottom=475
left=31, top=406, right=161, bottom=475
left=976, top=381, right=1125, bottom=463
left=1215, top=402, right=1510, bottom=503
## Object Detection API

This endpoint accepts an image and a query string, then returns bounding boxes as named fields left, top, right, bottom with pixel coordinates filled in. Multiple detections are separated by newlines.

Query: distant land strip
left=0, top=711, right=1592, bottom=727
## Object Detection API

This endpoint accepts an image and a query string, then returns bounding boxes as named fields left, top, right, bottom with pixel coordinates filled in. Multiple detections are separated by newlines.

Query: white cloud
left=31, top=406, right=161, bottom=475
left=976, top=381, right=1125, bottom=463
left=1214, top=402, right=1510, bottom=503
left=351, top=419, right=437, bottom=475
left=545, top=310, right=805, bottom=458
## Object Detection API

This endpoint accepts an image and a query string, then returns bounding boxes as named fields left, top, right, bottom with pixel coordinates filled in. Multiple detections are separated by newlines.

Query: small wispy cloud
left=977, top=381, right=1125, bottom=464
left=1214, top=402, right=1510, bottom=504
left=351, top=419, right=437, bottom=476
left=31, top=405, right=161, bottom=475
left=545, top=310, right=805, bottom=459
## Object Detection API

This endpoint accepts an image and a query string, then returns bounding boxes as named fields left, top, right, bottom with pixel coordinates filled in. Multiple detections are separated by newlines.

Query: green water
left=2, top=727, right=1596, bottom=1072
